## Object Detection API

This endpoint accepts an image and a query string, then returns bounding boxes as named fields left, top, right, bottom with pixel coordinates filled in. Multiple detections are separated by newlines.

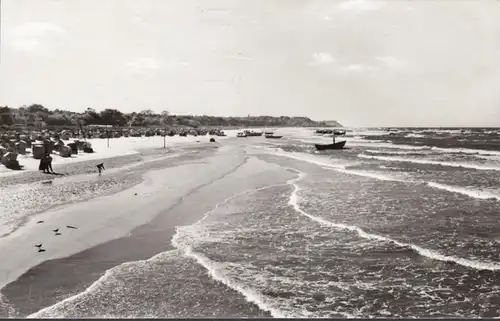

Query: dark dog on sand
left=96, top=163, right=105, bottom=175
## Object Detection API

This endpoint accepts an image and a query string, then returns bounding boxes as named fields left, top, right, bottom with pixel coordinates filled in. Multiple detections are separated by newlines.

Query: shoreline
left=0, top=143, right=249, bottom=316
left=0, top=143, right=223, bottom=276
left=0, top=142, right=295, bottom=318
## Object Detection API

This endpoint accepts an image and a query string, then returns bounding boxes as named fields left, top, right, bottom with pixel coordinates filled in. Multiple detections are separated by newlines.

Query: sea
left=2, top=127, right=500, bottom=318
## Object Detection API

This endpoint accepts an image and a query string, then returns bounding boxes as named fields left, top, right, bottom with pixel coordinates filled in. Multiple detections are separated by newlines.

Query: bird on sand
left=66, top=225, right=77, bottom=229
left=52, top=229, right=59, bottom=233
left=36, top=220, right=44, bottom=224
left=34, top=244, right=42, bottom=248
left=55, top=232, right=62, bottom=236
left=38, top=248, right=46, bottom=253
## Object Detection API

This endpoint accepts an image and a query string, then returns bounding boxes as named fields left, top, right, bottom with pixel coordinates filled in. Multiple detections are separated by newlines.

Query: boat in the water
left=237, top=132, right=247, bottom=137
left=265, top=133, right=283, bottom=139
left=244, top=130, right=263, bottom=137
left=315, top=128, right=346, bottom=136
left=314, top=140, right=346, bottom=150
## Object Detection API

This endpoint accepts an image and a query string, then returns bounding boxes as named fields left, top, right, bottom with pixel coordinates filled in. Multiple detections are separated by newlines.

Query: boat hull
left=265, top=135, right=283, bottom=139
left=314, top=140, right=346, bottom=150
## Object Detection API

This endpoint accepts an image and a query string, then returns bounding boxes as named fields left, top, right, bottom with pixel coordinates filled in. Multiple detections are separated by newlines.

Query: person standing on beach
left=96, top=163, right=105, bottom=176
left=39, top=155, right=47, bottom=173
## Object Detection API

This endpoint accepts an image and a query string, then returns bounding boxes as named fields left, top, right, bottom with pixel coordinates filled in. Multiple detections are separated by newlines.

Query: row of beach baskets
left=31, top=140, right=94, bottom=159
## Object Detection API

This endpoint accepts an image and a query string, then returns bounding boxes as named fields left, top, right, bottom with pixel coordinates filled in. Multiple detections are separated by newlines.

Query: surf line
left=26, top=250, right=180, bottom=318
left=171, top=182, right=293, bottom=319
left=264, top=148, right=500, bottom=202
left=286, top=168, right=500, bottom=272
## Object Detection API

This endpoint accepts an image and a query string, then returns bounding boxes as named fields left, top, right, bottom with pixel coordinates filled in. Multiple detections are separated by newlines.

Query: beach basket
left=67, top=142, right=78, bottom=154
left=1, top=154, right=21, bottom=170
left=32, top=144, right=45, bottom=159
left=59, top=146, right=72, bottom=158
left=1, top=152, right=18, bottom=165
left=15, top=141, right=27, bottom=155
left=74, top=140, right=85, bottom=150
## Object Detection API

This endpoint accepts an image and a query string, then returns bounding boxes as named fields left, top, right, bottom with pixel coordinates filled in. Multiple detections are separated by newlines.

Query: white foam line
left=328, top=167, right=407, bottom=182
left=286, top=170, right=500, bottom=271
left=431, top=147, right=500, bottom=157
left=259, top=147, right=350, bottom=170
left=260, top=147, right=407, bottom=183
left=263, top=148, right=500, bottom=202
left=179, top=247, right=292, bottom=318
left=349, top=142, right=431, bottom=150
left=366, top=149, right=423, bottom=156
left=427, top=182, right=500, bottom=201
left=359, top=154, right=500, bottom=171
left=172, top=182, right=293, bottom=319
left=27, top=250, right=179, bottom=318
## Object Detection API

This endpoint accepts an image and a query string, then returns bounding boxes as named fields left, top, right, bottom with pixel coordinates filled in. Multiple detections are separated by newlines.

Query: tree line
left=0, top=104, right=341, bottom=128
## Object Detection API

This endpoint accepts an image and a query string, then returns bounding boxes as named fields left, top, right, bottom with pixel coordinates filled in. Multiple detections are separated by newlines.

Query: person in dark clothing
left=96, top=163, right=105, bottom=176
left=38, top=157, right=46, bottom=172
left=39, top=155, right=50, bottom=173
left=46, top=154, right=54, bottom=173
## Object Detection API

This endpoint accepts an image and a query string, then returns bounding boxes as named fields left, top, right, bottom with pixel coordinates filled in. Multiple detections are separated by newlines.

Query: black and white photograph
left=1, top=0, right=500, bottom=318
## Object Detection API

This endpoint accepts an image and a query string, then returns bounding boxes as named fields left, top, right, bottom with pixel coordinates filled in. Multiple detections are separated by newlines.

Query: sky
left=1, top=0, right=500, bottom=127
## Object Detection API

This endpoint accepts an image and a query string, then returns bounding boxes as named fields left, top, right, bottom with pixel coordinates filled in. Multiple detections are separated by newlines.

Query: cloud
left=125, top=58, right=163, bottom=74
left=223, top=54, right=254, bottom=61
left=310, top=52, right=336, bottom=66
left=337, top=0, right=383, bottom=12
left=341, top=64, right=379, bottom=73
left=5, top=21, right=66, bottom=55
left=375, top=56, right=411, bottom=71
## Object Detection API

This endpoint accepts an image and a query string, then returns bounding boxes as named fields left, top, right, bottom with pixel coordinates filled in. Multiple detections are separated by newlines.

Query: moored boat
left=244, top=130, right=264, bottom=136
left=314, top=140, right=346, bottom=150
left=264, top=133, right=283, bottom=139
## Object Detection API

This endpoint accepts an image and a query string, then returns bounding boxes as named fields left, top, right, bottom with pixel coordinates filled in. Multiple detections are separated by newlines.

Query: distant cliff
left=320, top=120, right=343, bottom=127
left=0, top=104, right=342, bottom=128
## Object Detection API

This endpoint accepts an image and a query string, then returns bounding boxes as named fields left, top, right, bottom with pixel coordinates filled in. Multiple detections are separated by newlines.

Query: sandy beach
left=0, top=134, right=293, bottom=317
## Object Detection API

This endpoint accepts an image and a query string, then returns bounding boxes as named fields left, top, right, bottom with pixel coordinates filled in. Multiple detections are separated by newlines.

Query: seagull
left=66, top=225, right=77, bottom=229
left=38, top=248, right=46, bottom=253
left=55, top=232, right=61, bottom=236
left=34, top=244, right=42, bottom=248
left=36, top=220, right=44, bottom=224
left=52, top=229, right=59, bottom=233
